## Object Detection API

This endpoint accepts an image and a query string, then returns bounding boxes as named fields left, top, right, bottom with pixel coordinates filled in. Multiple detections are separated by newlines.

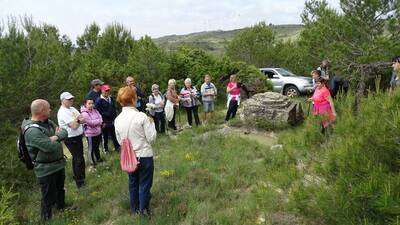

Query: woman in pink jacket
left=308, top=77, right=336, bottom=134
left=81, top=98, right=103, bottom=167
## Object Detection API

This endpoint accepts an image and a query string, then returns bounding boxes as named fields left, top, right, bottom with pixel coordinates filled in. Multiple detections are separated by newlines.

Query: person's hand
left=102, top=123, right=106, bottom=128
left=55, top=127, right=61, bottom=133
left=77, top=115, right=86, bottom=124
left=50, top=136, right=59, bottom=142
left=160, top=101, right=165, bottom=108
left=307, top=98, right=313, bottom=102
left=333, top=112, right=337, bottom=117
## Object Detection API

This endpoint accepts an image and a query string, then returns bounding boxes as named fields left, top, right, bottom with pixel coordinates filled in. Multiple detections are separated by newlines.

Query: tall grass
left=3, top=91, right=399, bottom=224
left=275, top=90, right=400, bottom=225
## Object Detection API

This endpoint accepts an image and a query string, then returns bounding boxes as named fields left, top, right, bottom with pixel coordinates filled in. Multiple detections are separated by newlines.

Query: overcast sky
left=1, top=0, right=340, bottom=40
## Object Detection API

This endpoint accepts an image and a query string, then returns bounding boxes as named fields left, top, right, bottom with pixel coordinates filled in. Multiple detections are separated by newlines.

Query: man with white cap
left=57, top=92, right=86, bottom=188
left=86, top=79, right=104, bottom=102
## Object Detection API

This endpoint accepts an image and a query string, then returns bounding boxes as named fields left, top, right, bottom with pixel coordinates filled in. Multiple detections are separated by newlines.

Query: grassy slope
left=153, top=24, right=303, bottom=56
left=16, top=107, right=305, bottom=225
left=15, top=91, right=399, bottom=225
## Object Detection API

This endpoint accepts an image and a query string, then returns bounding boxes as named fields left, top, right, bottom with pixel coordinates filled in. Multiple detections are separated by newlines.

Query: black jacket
left=85, top=90, right=101, bottom=102
left=95, top=96, right=117, bottom=124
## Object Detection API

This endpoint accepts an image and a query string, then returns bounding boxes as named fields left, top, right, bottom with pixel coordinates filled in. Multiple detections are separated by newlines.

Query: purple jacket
left=80, top=106, right=103, bottom=137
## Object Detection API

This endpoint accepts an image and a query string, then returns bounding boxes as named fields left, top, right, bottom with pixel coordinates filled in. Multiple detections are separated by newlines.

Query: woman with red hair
left=114, top=87, right=157, bottom=217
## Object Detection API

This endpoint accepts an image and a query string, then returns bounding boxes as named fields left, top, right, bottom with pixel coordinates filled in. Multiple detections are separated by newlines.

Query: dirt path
left=212, top=125, right=278, bottom=147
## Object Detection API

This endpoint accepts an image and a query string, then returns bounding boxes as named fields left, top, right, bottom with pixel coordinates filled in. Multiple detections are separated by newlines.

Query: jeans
left=38, top=169, right=65, bottom=221
left=153, top=111, right=166, bottom=133
left=102, top=123, right=120, bottom=152
left=168, top=107, right=177, bottom=130
left=203, top=101, right=215, bottom=113
left=185, top=106, right=201, bottom=126
left=64, top=135, right=86, bottom=187
left=128, top=157, right=154, bottom=215
left=225, top=99, right=238, bottom=121
left=87, top=134, right=102, bottom=165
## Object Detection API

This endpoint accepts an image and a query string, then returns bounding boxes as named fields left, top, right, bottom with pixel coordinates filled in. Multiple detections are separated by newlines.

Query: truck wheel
left=284, top=85, right=299, bottom=97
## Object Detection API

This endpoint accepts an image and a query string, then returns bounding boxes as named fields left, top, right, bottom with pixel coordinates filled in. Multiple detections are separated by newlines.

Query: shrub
left=277, top=90, right=400, bottom=225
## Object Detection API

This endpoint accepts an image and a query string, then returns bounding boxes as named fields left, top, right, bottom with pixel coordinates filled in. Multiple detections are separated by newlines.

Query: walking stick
left=177, top=105, right=181, bottom=129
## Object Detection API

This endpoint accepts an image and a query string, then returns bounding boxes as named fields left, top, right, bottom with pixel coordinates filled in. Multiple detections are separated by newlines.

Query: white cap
left=60, top=92, right=74, bottom=101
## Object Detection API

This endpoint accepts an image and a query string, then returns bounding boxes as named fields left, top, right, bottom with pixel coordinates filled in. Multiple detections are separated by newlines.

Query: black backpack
left=17, top=123, right=43, bottom=170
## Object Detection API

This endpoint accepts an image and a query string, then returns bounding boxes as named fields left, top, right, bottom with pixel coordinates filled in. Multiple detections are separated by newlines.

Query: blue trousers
left=128, top=157, right=154, bottom=214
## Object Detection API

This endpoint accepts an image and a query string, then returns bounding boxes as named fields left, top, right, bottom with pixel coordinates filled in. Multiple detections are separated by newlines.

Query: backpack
left=17, top=123, right=44, bottom=170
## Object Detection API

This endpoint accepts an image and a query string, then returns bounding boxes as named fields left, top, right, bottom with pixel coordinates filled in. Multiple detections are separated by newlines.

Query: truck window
left=264, top=71, right=276, bottom=79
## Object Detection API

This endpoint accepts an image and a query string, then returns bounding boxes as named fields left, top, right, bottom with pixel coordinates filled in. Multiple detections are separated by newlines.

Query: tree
left=299, top=0, right=400, bottom=112
left=127, top=36, right=169, bottom=91
left=226, top=22, right=276, bottom=67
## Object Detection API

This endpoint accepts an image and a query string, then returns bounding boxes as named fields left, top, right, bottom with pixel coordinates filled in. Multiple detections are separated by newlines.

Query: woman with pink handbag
left=114, top=87, right=157, bottom=217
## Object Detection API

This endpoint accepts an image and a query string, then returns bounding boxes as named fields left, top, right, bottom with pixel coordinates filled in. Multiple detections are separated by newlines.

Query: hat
left=60, top=92, right=74, bottom=101
left=101, top=85, right=111, bottom=92
left=91, top=79, right=104, bottom=86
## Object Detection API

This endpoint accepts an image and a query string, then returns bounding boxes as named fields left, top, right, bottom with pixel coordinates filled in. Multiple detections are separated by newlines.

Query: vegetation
left=154, top=24, right=303, bottom=56
left=0, top=0, right=399, bottom=224
left=273, top=89, right=400, bottom=225
left=226, top=0, right=400, bottom=83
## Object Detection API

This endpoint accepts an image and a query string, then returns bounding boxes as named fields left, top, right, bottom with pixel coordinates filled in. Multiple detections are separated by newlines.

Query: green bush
left=0, top=186, right=18, bottom=225
left=276, top=90, right=400, bottom=225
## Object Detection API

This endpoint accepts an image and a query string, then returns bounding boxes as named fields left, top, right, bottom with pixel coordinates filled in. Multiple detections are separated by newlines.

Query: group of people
left=22, top=55, right=400, bottom=221
left=309, top=57, right=400, bottom=134
left=23, top=73, right=242, bottom=221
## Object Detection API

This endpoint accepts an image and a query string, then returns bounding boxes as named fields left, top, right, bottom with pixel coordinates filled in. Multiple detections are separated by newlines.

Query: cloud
left=0, top=0, right=340, bottom=41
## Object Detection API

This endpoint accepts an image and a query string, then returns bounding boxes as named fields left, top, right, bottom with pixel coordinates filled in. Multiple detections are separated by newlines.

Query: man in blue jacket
left=95, top=85, right=120, bottom=153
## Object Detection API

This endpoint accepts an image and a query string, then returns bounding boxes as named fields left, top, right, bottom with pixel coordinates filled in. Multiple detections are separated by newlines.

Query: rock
left=239, top=92, right=304, bottom=125
left=270, top=144, right=283, bottom=151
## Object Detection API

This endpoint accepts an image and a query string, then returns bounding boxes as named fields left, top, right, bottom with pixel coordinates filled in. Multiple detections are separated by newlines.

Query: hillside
left=7, top=90, right=399, bottom=225
left=153, top=24, right=303, bottom=55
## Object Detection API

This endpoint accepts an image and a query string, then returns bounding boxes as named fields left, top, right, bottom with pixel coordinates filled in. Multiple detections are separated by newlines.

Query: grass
left=269, top=90, right=400, bottom=225
left=9, top=90, right=400, bottom=225
left=14, top=103, right=302, bottom=225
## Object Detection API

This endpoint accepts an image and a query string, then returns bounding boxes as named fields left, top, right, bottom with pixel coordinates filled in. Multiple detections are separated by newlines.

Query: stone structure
left=239, top=92, right=304, bottom=125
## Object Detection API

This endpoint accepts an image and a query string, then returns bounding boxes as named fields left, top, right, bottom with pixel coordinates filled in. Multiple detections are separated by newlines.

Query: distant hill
left=153, top=24, right=304, bottom=56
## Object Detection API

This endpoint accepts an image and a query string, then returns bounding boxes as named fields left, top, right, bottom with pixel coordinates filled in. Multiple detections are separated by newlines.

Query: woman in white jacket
left=114, top=87, right=157, bottom=217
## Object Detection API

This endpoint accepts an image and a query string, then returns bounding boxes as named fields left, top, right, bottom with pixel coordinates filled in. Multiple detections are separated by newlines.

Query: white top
left=153, top=94, right=164, bottom=112
left=57, top=106, right=84, bottom=138
left=114, top=107, right=157, bottom=158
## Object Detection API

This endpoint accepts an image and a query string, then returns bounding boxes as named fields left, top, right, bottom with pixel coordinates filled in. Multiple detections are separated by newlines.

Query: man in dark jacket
left=24, top=99, right=69, bottom=221
left=95, top=85, right=120, bottom=152
left=85, top=79, right=104, bottom=102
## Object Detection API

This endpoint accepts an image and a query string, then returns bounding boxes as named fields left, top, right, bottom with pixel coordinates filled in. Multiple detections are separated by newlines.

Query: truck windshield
left=276, top=68, right=296, bottom=77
